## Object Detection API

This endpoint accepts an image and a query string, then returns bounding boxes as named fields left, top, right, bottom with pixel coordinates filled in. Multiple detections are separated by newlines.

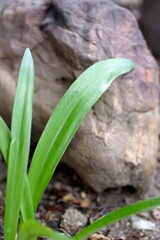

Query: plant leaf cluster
left=0, top=49, right=158, bottom=240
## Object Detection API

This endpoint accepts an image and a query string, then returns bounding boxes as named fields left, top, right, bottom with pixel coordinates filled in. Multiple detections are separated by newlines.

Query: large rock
left=0, top=0, right=159, bottom=192
left=113, top=0, right=143, bottom=19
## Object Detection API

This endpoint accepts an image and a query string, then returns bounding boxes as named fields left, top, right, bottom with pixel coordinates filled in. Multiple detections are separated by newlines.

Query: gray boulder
left=0, top=0, right=159, bottom=192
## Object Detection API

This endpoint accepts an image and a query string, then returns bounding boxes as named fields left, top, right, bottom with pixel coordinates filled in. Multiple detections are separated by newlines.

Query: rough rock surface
left=0, top=0, right=159, bottom=192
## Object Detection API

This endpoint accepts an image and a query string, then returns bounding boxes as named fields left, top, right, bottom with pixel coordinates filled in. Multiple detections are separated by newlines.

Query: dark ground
left=38, top=158, right=160, bottom=240
left=0, top=149, right=160, bottom=240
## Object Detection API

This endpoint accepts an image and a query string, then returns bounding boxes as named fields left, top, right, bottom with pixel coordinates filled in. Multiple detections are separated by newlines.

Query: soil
left=0, top=150, right=160, bottom=240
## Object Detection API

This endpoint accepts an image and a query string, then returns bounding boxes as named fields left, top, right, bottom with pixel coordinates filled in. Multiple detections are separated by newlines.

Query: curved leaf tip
left=95, top=58, right=135, bottom=74
left=23, top=48, right=34, bottom=68
left=24, top=48, right=32, bottom=57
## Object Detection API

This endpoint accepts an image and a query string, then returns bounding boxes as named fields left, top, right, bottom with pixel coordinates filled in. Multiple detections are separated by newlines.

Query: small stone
left=60, top=207, right=88, bottom=236
left=45, top=211, right=61, bottom=229
left=130, top=216, right=156, bottom=231
left=138, top=211, right=151, bottom=220
left=151, top=208, right=160, bottom=220
left=80, top=191, right=87, bottom=199
left=132, top=230, right=147, bottom=238
left=45, top=211, right=55, bottom=221
left=89, top=233, right=111, bottom=240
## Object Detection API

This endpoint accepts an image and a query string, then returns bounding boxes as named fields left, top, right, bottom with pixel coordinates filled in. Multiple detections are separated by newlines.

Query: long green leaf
left=18, top=220, right=71, bottom=240
left=20, top=177, right=35, bottom=222
left=29, top=58, right=134, bottom=211
left=73, top=196, right=160, bottom=240
left=4, top=48, right=34, bottom=240
left=0, top=117, right=34, bottom=223
left=0, top=117, right=11, bottom=162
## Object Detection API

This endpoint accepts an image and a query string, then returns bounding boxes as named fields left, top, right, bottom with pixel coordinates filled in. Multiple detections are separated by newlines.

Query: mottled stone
left=131, top=216, right=156, bottom=231
left=60, top=208, right=88, bottom=236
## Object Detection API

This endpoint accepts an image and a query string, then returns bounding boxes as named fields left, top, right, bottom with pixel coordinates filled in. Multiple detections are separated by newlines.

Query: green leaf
left=4, top=48, right=34, bottom=240
left=18, top=220, right=72, bottom=240
left=29, top=58, right=134, bottom=211
left=20, top=177, right=35, bottom=222
left=0, top=115, right=34, bottom=225
left=0, top=116, right=11, bottom=162
left=0, top=117, right=34, bottom=223
left=73, top=196, right=160, bottom=240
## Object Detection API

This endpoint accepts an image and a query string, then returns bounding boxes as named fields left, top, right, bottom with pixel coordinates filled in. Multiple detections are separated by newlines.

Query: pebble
left=130, top=216, right=156, bottom=231
left=138, top=211, right=151, bottom=220
left=89, top=233, right=111, bottom=240
left=60, top=207, right=88, bottom=236
left=151, top=208, right=160, bottom=220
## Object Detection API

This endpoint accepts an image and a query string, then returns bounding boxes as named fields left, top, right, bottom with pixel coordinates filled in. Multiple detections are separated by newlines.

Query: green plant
left=0, top=48, right=159, bottom=240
